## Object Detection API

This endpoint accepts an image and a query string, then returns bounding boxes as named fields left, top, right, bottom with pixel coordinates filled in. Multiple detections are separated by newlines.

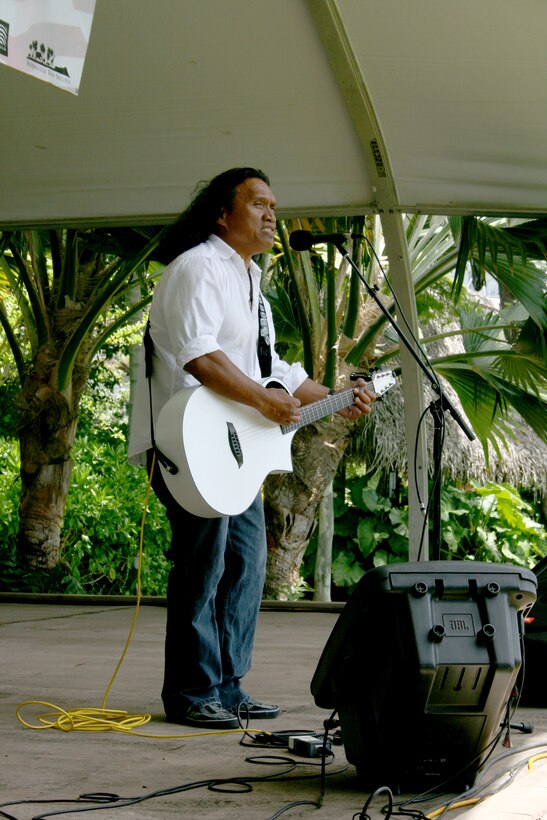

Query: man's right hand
left=257, top=387, right=301, bottom=426
left=185, top=351, right=302, bottom=426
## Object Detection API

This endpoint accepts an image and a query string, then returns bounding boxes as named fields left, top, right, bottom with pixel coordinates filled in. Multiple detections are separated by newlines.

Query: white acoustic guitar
left=155, top=370, right=396, bottom=518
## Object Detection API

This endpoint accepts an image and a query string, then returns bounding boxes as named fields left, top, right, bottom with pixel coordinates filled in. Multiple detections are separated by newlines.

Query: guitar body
left=154, top=369, right=396, bottom=518
left=155, top=379, right=295, bottom=517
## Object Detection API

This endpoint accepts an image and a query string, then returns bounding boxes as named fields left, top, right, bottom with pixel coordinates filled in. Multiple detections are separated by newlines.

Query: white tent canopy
left=2, top=0, right=546, bottom=227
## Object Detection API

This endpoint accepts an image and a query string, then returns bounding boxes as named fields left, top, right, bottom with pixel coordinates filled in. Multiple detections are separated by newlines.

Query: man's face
left=216, top=177, right=277, bottom=265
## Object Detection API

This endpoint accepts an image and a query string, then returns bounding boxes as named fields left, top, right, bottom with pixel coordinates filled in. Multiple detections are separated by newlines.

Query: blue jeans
left=149, top=453, right=267, bottom=714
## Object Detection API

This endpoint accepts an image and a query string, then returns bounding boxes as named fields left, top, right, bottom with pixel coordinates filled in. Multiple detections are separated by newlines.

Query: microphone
left=289, top=230, right=362, bottom=251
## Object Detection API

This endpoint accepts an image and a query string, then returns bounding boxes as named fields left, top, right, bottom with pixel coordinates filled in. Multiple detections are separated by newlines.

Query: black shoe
left=166, top=700, right=239, bottom=730
left=227, top=695, right=280, bottom=720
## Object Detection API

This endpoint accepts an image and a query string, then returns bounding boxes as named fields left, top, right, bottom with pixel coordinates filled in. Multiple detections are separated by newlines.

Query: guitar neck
left=280, top=387, right=357, bottom=435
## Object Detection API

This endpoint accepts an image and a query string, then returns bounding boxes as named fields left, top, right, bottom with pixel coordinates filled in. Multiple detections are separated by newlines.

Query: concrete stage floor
left=1, top=598, right=546, bottom=819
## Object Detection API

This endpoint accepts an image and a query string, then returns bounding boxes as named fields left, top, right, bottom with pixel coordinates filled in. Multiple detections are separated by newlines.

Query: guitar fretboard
left=280, top=387, right=358, bottom=435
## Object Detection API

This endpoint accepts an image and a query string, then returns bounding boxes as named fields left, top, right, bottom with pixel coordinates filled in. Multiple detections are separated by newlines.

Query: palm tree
left=262, top=215, right=547, bottom=598
left=0, top=228, right=166, bottom=568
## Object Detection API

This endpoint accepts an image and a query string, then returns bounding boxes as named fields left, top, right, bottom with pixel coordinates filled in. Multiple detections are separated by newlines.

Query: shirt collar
left=208, top=233, right=260, bottom=275
left=208, top=233, right=235, bottom=259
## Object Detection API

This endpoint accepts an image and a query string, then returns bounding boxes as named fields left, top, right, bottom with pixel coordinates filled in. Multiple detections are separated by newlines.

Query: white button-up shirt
left=128, top=234, right=308, bottom=464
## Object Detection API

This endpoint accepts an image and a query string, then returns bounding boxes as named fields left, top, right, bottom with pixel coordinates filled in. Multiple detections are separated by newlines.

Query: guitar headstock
left=352, top=369, right=397, bottom=398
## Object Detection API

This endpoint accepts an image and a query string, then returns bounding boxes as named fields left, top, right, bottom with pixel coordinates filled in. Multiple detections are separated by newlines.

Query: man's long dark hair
left=157, top=167, right=270, bottom=263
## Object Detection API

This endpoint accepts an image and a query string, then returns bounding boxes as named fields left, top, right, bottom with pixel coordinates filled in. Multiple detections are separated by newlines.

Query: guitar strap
left=143, top=321, right=178, bottom=474
left=257, top=292, right=272, bottom=378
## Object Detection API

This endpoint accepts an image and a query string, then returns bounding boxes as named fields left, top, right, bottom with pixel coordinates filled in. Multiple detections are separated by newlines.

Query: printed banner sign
left=0, top=0, right=96, bottom=95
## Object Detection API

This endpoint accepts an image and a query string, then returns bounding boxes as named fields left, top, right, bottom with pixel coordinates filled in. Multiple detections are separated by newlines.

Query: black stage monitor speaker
left=311, top=561, right=537, bottom=793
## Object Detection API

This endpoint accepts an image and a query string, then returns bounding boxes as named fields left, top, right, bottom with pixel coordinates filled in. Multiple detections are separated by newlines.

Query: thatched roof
left=359, top=321, right=547, bottom=493
left=365, top=384, right=547, bottom=493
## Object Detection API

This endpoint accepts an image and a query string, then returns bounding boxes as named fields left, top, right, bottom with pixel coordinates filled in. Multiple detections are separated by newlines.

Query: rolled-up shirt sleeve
left=271, top=355, right=308, bottom=394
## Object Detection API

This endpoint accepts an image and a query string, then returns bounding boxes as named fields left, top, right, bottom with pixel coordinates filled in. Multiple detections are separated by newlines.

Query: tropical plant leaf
left=478, top=255, right=546, bottom=328
left=454, top=217, right=547, bottom=323
left=433, top=361, right=546, bottom=451
left=483, top=374, right=547, bottom=443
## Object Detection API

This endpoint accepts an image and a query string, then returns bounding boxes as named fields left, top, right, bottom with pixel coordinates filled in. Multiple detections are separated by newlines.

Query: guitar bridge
left=226, top=422, right=243, bottom=468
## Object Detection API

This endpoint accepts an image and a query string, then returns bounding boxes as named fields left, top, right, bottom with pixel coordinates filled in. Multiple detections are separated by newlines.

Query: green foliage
left=77, top=354, right=131, bottom=443
left=440, top=482, right=547, bottom=567
left=302, top=470, right=547, bottom=597
left=0, top=436, right=171, bottom=596
left=0, top=376, right=19, bottom=437
left=302, top=471, right=410, bottom=597
left=453, top=216, right=547, bottom=327
left=0, top=437, right=24, bottom=580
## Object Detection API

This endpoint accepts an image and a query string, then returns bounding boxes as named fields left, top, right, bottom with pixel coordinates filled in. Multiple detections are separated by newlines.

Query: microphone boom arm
left=331, top=237, right=475, bottom=442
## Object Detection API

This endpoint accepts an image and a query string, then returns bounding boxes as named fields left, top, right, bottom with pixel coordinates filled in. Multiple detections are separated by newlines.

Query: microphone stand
left=331, top=237, right=476, bottom=561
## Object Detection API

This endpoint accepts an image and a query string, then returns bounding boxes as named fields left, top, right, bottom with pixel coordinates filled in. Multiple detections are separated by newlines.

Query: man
left=129, top=167, right=374, bottom=729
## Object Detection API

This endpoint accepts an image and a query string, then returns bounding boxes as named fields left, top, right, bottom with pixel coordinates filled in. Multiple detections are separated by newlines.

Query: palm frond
left=432, top=363, right=515, bottom=454
left=505, top=218, right=547, bottom=257
left=454, top=217, right=547, bottom=321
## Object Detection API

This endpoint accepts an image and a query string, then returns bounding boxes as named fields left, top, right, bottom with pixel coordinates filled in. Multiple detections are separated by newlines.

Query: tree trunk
left=18, top=454, right=74, bottom=568
left=314, top=480, right=334, bottom=602
left=17, top=359, right=85, bottom=568
left=263, top=415, right=352, bottom=599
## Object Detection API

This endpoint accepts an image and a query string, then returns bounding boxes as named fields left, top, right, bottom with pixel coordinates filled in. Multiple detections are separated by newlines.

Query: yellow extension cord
left=16, top=453, right=259, bottom=741
left=424, top=753, right=547, bottom=818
